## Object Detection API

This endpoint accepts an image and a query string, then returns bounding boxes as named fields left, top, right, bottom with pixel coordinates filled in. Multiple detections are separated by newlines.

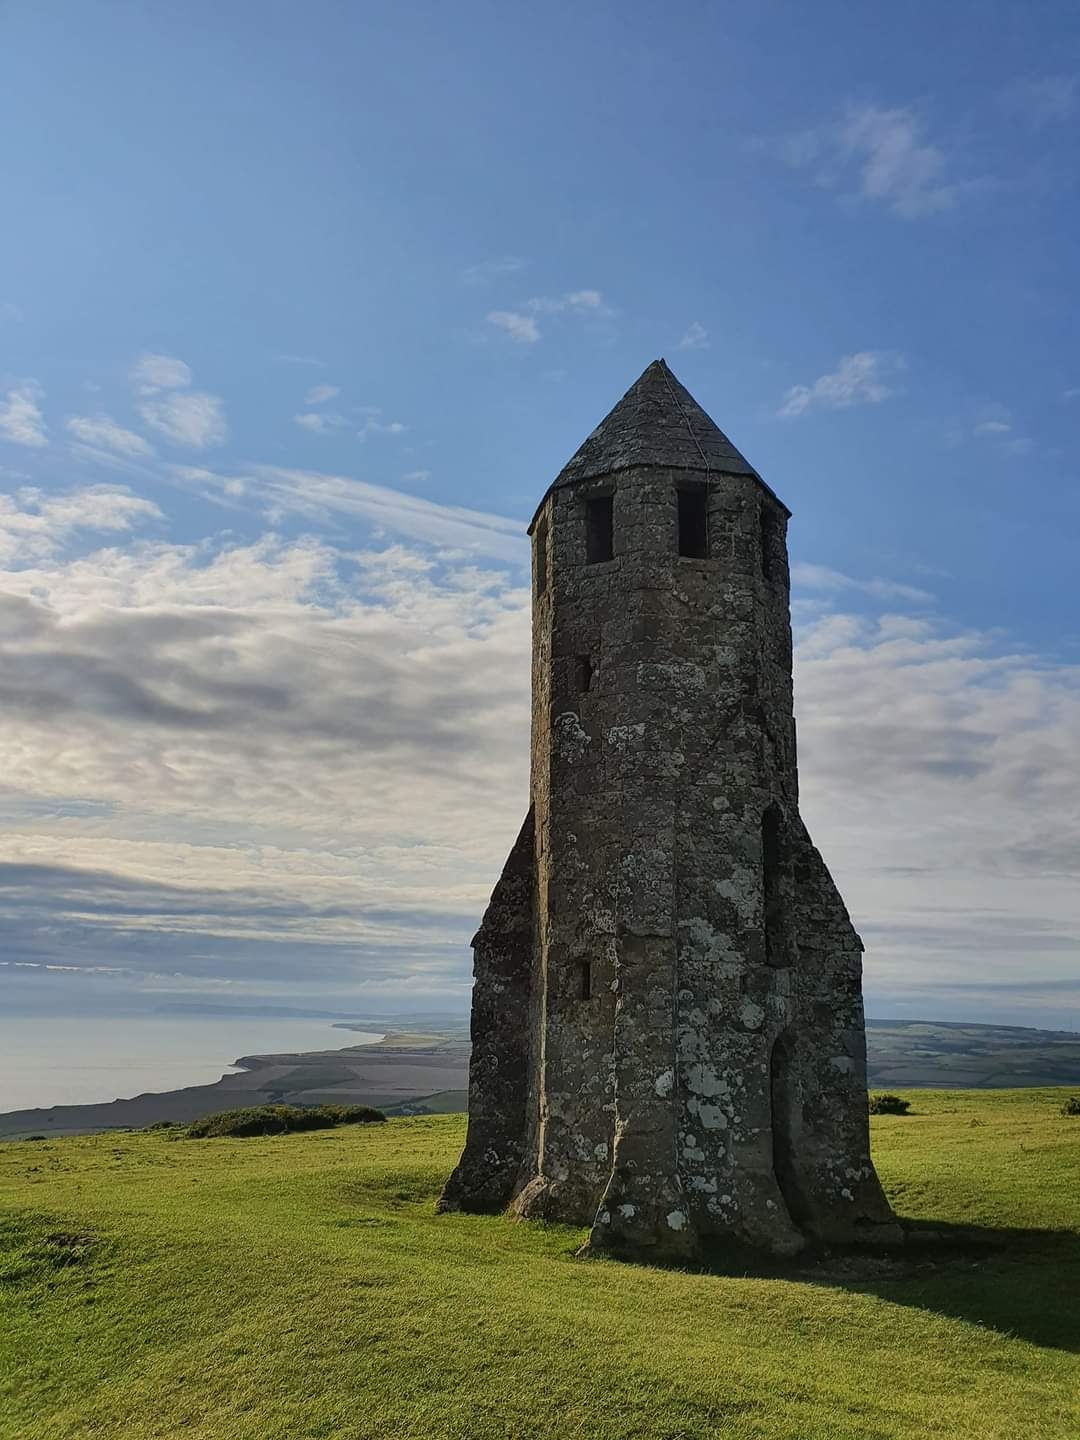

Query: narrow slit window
left=585, top=495, right=614, bottom=564
left=762, top=803, right=787, bottom=968
left=534, top=519, right=548, bottom=596
left=578, top=960, right=592, bottom=1000
left=677, top=486, right=709, bottom=558
left=575, top=655, right=593, bottom=693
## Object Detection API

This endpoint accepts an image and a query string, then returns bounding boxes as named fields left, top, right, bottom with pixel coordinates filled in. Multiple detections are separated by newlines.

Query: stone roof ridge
left=535, top=359, right=789, bottom=523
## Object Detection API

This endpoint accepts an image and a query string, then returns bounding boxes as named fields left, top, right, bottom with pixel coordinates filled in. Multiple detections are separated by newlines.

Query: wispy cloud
left=0, top=383, right=47, bottom=448
left=304, top=384, right=340, bottom=405
left=779, top=351, right=904, bottom=418
left=486, top=289, right=610, bottom=344
left=294, top=411, right=348, bottom=435
left=678, top=322, right=710, bottom=351
left=130, top=354, right=192, bottom=391
left=65, top=415, right=154, bottom=457
left=961, top=404, right=1035, bottom=456
left=140, top=391, right=227, bottom=448
left=131, top=353, right=226, bottom=449
left=770, top=103, right=977, bottom=220
left=793, top=563, right=933, bottom=605
left=462, top=257, right=527, bottom=286
left=841, top=106, right=958, bottom=218
left=486, top=310, right=541, bottom=344
left=359, top=417, right=406, bottom=439
left=1001, top=75, right=1077, bottom=128
left=173, top=464, right=525, bottom=560
left=272, top=353, right=327, bottom=368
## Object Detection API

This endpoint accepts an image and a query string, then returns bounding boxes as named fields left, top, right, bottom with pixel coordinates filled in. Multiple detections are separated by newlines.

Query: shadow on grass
left=695, top=1220, right=1080, bottom=1352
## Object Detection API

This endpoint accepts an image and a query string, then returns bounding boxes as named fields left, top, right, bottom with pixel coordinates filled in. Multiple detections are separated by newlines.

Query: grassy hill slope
left=1, top=1092, right=1078, bottom=1440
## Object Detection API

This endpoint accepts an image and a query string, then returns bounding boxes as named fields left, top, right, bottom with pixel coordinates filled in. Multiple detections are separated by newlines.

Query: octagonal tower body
left=439, top=360, right=898, bottom=1257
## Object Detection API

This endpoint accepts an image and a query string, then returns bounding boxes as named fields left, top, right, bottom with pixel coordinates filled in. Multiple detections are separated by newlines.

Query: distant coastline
left=1, top=1018, right=1078, bottom=1142
left=0, top=1014, right=385, bottom=1116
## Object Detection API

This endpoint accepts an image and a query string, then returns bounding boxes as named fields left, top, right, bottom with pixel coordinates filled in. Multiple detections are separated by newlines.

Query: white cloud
left=0, top=383, right=47, bottom=448
left=0, top=485, right=161, bottom=564
left=304, top=384, right=340, bottom=406
left=294, top=411, right=348, bottom=434
left=772, top=103, right=972, bottom=220
left=0, top=527, right=1075, bottom=1021
left=0, top=531, right=531, bottom=1001
left=779, top=351, right=904, bottom=418
left=793, top=608, right=1080, bottom=1021
left=1001, top=75, right=1077, bottom=127
left=130, top=353, right=192, bottom=392
left=840, top=106, right=957, bottom=218
left=171, top=463, right=526, bottom=561
left=487, top=310, right=541, bottom=344
left=273, top=353, right=327, bottom=368
left=404, top=470, right=432, bottom=484
left=65, top=415, right=154, bottom=457
left=486, top=289, right=611, bottom=344
left=1063, top=388, right=1080, bottom=401
left=462, top=257, right=527, bottom=285
left=140, top=390, right=227, bottom=449
left=129, top=352, right=226, bottom=449
left=359, top=417, right=406, bottom=439
left=974, top=419, right=1011, bottom=436
left=563, top=289, right=604, bottom=311
left=678, top=322, right=709, bottom=351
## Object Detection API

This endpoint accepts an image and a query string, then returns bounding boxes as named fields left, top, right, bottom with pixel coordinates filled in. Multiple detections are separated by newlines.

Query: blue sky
left=0, top=1, right=1077, bottom=1028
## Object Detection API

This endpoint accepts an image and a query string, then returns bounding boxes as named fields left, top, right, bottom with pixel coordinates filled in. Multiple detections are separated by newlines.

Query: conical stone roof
left=532, top=359, right=788, bottom=525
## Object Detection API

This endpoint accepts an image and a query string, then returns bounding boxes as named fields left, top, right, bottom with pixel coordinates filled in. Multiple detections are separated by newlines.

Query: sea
left=0, top=1015, right=382, bottom=1114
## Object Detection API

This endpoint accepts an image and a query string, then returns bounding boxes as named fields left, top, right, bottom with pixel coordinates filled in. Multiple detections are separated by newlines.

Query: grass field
left=1, top=1090, right=1077, bottom=1440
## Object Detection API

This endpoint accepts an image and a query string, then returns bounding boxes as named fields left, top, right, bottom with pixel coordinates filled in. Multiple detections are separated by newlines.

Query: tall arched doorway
left=770, top=1033, right=811, bottom=1231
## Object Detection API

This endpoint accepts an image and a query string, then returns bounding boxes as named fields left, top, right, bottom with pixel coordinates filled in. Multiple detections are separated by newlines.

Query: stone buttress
left=439, top=359, right=899, bottom=1259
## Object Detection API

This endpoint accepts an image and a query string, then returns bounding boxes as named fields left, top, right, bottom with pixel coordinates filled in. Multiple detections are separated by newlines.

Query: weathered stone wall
left=436, top=811, right=534, bottom=1214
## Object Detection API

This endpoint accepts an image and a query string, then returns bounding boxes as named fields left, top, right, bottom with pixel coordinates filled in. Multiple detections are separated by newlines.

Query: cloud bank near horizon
left=0, top=472, right=1076, bottom=1027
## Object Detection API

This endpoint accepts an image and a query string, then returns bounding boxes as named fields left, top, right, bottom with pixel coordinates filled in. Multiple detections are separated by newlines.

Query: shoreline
left=0, top=1023, right=470, bottom=1140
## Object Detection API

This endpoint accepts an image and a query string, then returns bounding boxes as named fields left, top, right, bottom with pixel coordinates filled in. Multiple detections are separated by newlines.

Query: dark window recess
left=762, top=803, right=786, bottom=968
left=534, top=519, right=548, bottom=596
left=760, top=504, right=780, bottom=582
left=578, top=960, right=593, bottom=1000
left=585, top=495, right=614, bottom=563
left=575, top=655, right=593, bottom=693
left=677, top=487, right=709, bottom=558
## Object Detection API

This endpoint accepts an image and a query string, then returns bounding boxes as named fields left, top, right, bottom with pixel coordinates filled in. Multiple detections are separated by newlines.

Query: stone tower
left=439, top=359, right=899, bottom=1258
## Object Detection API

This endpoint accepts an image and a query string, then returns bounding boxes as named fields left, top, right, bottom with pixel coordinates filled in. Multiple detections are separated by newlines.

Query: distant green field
left=1, top=1092, right=1078, bottom=1439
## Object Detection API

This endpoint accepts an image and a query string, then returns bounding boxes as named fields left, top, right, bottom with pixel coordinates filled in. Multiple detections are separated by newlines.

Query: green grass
left=1, top=1090, right=1077, bottom=1440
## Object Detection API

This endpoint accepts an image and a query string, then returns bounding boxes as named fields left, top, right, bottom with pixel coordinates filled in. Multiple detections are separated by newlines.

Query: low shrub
left=868, top=1093, right=911, bottom=1116
left=185, top=1103, right=386, bottom=1139
left=1061, top=1096, right=1080, bottom=1117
